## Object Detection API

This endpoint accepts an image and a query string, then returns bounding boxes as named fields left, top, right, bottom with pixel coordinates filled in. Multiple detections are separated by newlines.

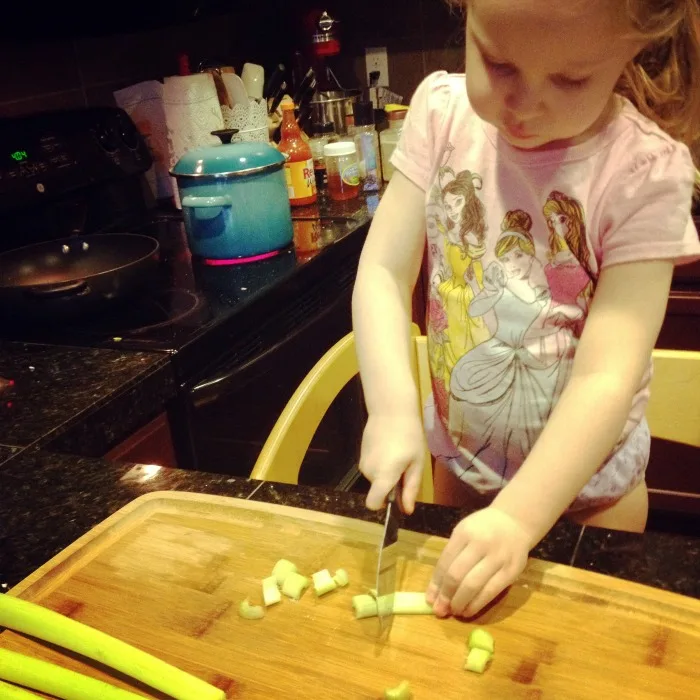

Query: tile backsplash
left=0, top=0, right=462, bottom=119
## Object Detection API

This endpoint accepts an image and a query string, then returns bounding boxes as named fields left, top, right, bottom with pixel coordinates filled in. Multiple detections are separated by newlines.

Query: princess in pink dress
left=542, top=191, right=594, bottom=322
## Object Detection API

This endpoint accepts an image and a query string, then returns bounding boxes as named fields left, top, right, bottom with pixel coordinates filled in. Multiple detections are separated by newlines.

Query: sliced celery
left=312, top=569, right=337, bottom=597
left=0, top=679, right=44, bottom=699
left=272, top=559, right=298, bottom=586
left=333, top=569, right=349, bottom=587
left=262, top=576, right=281, bottom=607
left=0, top=648, right=144, bottom=700
left=281, top=572, right=310, bottom=600
left=468, top=628, right=495, bottom=654
left=352, top=594, right=378, bottom=619
left=352, top=592, right=435, bottom=619
left=465, top=647, right=492, bottom=674
left=384, top=680, right=413, bottom=700
left=0, top=595, right=224, bottom=700
left=238, top=598, right=265, bottom=620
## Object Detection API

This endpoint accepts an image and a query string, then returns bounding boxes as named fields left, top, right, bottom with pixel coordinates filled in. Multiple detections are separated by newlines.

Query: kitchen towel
left=114, top=80, right=171, bottom=199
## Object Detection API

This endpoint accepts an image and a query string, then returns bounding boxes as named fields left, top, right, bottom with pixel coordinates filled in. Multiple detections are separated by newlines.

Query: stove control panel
left=0, top=108, right=153, bottom=214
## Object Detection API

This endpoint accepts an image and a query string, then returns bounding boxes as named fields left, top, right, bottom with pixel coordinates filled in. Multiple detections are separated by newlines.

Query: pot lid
left=172, top=134, right=285, bottom=177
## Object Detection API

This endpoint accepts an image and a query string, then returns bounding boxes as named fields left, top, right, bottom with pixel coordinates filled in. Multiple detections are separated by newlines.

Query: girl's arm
left=493, top=258, right=674, bottom=542
left=353, top=171, right=427, bottom=413
left=352, top=171, right=428, bottom=511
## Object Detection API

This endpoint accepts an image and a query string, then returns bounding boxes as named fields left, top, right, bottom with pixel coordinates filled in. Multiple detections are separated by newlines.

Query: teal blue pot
left=171, top=140, right=293, bottom=261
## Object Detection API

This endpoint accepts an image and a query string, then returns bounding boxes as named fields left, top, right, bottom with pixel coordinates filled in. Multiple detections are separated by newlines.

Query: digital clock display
left=10, top=150, right=29, bottom=163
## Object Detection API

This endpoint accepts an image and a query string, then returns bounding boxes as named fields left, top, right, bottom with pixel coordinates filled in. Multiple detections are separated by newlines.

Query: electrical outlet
left=365, top=47, right=389, bottom=87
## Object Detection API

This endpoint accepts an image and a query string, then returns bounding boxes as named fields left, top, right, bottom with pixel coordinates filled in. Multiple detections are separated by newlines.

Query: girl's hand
left=359, top=413, right=426, bottom=514
left=426, top=507, right=533, bottom=617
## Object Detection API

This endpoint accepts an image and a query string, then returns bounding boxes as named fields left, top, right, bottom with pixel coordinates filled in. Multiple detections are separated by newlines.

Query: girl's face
left=444, top=192, right=465, bottom=223
left=500, top=247, right=533, bottom=280
left=465, top=0, right=644, bottom=150
left=548, top=211, right=570, bottom=238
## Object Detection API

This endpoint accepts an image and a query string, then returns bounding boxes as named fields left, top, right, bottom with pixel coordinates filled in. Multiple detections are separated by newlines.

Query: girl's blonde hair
left=618, top=0, right=700, bottom=149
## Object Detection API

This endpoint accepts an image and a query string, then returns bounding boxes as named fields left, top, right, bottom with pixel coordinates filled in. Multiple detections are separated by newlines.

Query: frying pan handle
left=26, top=280, right=89, bottom=298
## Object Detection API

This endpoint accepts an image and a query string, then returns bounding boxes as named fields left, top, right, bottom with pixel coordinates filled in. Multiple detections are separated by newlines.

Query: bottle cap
left=353, top=101, right=375, bottom=127
left=324, top=141, right=357, bottom=157
left=280, top=100, right=296, bottom=111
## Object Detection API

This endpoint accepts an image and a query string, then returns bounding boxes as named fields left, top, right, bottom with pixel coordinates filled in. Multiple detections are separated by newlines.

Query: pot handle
left=181, top=195, right=232, bottom=208
left=26, top=280, right=89, bottom=298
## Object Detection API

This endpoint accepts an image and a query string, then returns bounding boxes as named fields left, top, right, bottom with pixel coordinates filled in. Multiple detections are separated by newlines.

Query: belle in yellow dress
left=429, top=170, right=492, bottom=397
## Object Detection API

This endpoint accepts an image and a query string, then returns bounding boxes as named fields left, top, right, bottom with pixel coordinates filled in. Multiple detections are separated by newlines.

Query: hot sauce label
left=285, top=159, right=317, bottom=201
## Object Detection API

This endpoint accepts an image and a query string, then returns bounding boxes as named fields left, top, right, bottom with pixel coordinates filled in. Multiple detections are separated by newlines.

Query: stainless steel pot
left=310, top=90, right=361, bottom=135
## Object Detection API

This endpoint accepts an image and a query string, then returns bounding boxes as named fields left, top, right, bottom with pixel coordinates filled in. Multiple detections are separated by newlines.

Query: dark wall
left=0, top=0, right=465, bottom=118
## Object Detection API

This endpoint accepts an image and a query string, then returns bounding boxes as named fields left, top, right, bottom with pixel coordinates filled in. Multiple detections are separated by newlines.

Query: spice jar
left=324, top=141, right=360, bottom=201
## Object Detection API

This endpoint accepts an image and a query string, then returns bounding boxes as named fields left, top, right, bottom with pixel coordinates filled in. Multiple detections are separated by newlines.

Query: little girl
left=352, top=0, right=700, bottom=619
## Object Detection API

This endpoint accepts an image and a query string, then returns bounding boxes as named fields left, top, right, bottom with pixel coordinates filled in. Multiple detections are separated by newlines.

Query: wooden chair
left=250, top=330, right=700, bottom=502
left=250, top=325, right=435, bottom=503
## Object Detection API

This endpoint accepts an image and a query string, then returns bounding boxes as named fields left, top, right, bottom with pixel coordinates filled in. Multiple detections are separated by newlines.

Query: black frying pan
left=0, top=233, right=159, bottom=322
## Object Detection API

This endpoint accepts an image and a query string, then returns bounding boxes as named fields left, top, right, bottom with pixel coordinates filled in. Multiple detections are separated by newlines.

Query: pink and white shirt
left=391, top=71, right=700, bottom=509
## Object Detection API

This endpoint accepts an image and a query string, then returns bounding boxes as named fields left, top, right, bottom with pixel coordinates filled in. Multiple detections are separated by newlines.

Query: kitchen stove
left=0, top=107, right=370, bottom=484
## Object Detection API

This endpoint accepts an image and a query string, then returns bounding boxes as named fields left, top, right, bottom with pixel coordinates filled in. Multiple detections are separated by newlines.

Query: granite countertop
left=1, top=449, right=699, bottom=601
left=0, top=342, right=174, bottom=460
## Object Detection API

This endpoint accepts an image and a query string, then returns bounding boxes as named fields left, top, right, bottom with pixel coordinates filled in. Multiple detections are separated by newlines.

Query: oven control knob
left=93, top=121, right=119, bottom=153
left=116, top=113, right=140, bottom=149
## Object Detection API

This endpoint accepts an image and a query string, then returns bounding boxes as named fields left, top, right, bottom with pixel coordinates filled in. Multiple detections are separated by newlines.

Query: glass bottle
left=380, top=105, right=409, bottom=183
left=352, top=100, right=382, bottom=191
left=324, top=141, right=360, bottom=201
left=308, top=122, right=336, bottom=191
left=278, top=100, right=317, bottom=206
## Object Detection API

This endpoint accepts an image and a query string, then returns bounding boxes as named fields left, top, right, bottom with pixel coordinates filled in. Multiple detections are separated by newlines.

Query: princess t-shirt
left=392, top=72, right=700, bottom=509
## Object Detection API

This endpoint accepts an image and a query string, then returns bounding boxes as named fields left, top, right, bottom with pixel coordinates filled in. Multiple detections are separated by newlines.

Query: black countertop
left=0, top=342, right=174, bottom=457
left=2, top=449, right=699, bottom=602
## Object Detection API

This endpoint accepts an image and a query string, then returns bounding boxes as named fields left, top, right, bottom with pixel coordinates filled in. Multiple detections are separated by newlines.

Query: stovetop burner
left=67, top=288, right=205, bottom=337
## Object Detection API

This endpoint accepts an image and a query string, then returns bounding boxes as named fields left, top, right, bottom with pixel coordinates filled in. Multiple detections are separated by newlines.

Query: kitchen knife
left=264, top=63, right=286, bottom=100
left=268, top=81, right=287, bottom=116
left=293, top=68, right=316, bottom=107
left=375, top=485, right=400, bottom=636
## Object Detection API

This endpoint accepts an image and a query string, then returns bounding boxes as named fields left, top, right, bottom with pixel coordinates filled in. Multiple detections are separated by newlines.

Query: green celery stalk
left=0, top=648, right=144, bottom=700
left=0, top=595, right=225, bottom=700
left=0, top=679, right=45, bottom=699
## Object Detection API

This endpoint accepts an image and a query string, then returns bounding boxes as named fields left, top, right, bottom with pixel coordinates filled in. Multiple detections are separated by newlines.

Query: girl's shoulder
left=607, top=98, right=695, bottom=179
left=407, top=71, right=476, bottom=132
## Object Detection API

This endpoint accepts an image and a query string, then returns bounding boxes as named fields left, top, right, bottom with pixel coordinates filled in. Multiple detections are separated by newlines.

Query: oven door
left=170, top=282, right=366, bottom=486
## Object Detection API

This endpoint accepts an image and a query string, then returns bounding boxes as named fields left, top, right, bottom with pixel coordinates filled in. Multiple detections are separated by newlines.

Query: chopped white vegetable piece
left=384, top=680, right=413, bottom=700
left=272, top=559, right=298, bottom=586
left=333, top=569, right=349, bottom=587
left=238, top=598, right=265, bottom=620
left=352, top=592, right=434, bottom=619
left=352, top=594, right=378, bottom=619
left=262, top=576, right=281, bottom=607
left=465, top=647, right=492, bottom=674
left=312, top=569, right=338, bottom=597
left=281, top=572, right=310, bottom=600
left=468, top=628, right=495, bottom=654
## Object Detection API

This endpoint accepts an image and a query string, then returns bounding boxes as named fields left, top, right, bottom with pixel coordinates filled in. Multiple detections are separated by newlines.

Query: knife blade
left=375, top=486, right=400, bottom=636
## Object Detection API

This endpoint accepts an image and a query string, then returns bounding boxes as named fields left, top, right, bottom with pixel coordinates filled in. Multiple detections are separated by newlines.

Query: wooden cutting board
left=3, top=491, right=700, bottom=699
